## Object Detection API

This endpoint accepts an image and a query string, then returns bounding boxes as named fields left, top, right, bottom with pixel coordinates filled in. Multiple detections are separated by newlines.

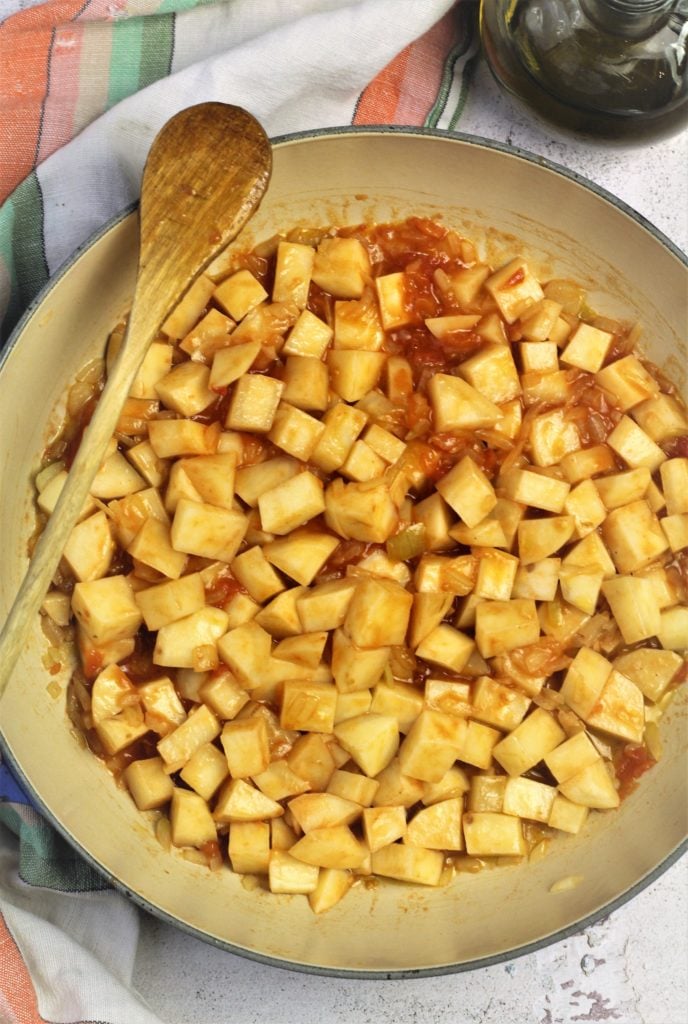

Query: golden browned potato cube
left=272, top=241, right=315, bottom=308
left=262, top=529, right=338, bottom=587
left=471, top=676, right=531, bottom=732
left=595, top=354, right=659, bottom=411
left=436, top=456, right=497, bottom=528
left=283, top=309, right=333, bottom=358
left=608, top=415, right=666, bottom=472
left=290, top=826, right=368, bottom=870
left=157, top=704, right=221, bottom=768
left=463, top=812, right=526, bottom=857
left=220, top=717, right=270, bottom=779
left=512, top=558, right=561, bottom=602
left=179, top=309, right=235, bottom=363
left=124, top=757, right=174, bottom=811
left=125, top=440, right=169, bottom=489
left=328, top=349, right=387, bottom=402
left=334, top=291, right=385, bottom=350
left=613, top=647, right=684, bottom=702
left=148, top=418, right=217, bottom=459
left=268, top=850, right=319, bottom=894
left=94, top=706, right=148, bottom=756
left=424, top=679, right=471, bottom=720
left=561, top=322, right=614, bottom=372
left=372, top=759, right=425, bottom=808
left=371, top=844, right=444, bottom=886
left=213, top=269, right=267, bottom=321
left=517, top=515, right=575, bottom=564
left=544, top=731, right=601, bottom=783
left=564, top=479, right=607, bottom=538
left=226, top=373, right=284, bottom=433
left=485, top=257, right=544, bottom=323
left=251, top=761, right=309, bottom=803
left=72, top=575, right=142, bottom=646
left=415, top=624, right=475, bottom=674
left=586, top=669, right=645, bottom=744
left=361, top=805, right=407, bottom=854
left=312, top=236, right=371, bottom=299
left=334, top=713, right=399, bottom=778
left=422, top=764, right=470, bottom=807
left=602, top=575, right=661, bottom=644
left=128, top=518, right=187, bottom=580
left=660, top=458, right=688, bottom=515
left=594, top=467, right=651, bottom=510
left=370, top=681, right=424, bottom=734
left=180, top=742, right=229, bottom=801
left=311, top=402, right=368, bottom=472
left=128, top=341, right=174, bottom=399
left=274, top=631, right=328, bottom=670
left=287, top=733, right=337, bottom=792
left=171, top=497, right=247, bottom=562
left=281, top=355, right=329, bottom=412
left=138, top=676, right=186, bottom=734
left=450, top=515, right=507, bottom=550
left=63, top=511, right=114, bottom=582
left=474, top=549, right=520, bottom=601
left=162, top=275, right=215, bottom=339
left=268, top=402, right=326, bottom=461
left=560, top=443, right=617, bottom=484
left=428, top=373, right=503, bottom=432
left=521, top=369, right=572, bottom=407
left=258, top=471, right=326, bottom=536
left=662, top=513, right=688, bottom=553
left=398, top=709, right=467, bottom=783
left=468, top=775, right=506, bottom=813
left=548, top=795, right=589, bottom=834
left=90, top=451, right=145, bottom=500
left=559, top=564, right=603, bottom=615
left=414, top=553, right=476, bottom=595
left=363, top=423, right=406, bottom=466
left=474, top=598, right=540, bottom=658
left=344, top=576, right=413, bottom=648
left=406, top=798, right=464, bottom=850
left=228, top=821, right=271, bottom=875
left=288, top=793, right=362, bottom=833
left=448, top=263, right=490, bottom=307
left=234, top=456, right=299, bottom=508
left=458, top=343, right=521, bottom=404
left=199, top=671, right=249, bottom=721
left=179, top=452, right=237, bottom=511
left=215, top=778, right=283, bottom=823
left=331, top=630, right=390, bottom=693
left=308, top=868, right=354, bottom=914
left=558, top=760, right=619, bottom=810
left=563, top=530, right=616, bottom=579
left=296, top=578, right=357, bottom=632
left=339, top=440, right=386, bottom=482
left=529, top=408, right=581, bottom=467
left=335, top=689, right=372, bottom=724
left=502, top=777, right=556, bottom=823
left=601, top=499, right=669, bottom=572
left=280, top=680, right=338, bottom=734
left=502, top=467, right=571, bottom=513
left=492, top=708, right=565, bottom=777
left=208, top=340, right=260, bottom=390
left=155, top=361, right=215, bottom=418
left=327, top=769, right=379, bottom=807
left=519, top=341, right=559, bottom=374
left=560, top=647, right=613, bottom=719
left=373, top=272, right=412, bottom=331
left=169, top=788, right=217, bottom=848
left=631, top=393, right=688, bottom=443
left=455, top=719, right=501, bottom=770
left=230, top=546, right=284, bottom=605
left=409, top=592, right=454, bottom=649
left=134, top=573, right=206, bottom=631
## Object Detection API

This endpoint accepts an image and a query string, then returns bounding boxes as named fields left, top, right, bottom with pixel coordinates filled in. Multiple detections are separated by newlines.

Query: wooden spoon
left=0, top=102, right=271, bottom=701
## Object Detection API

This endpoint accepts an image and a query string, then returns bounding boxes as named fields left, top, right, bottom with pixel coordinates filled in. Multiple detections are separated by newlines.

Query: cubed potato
left=63, top=511, right=115, bottom=582
left=502, top=467, right=570, bottom=513
left=268, top=402, right=326, bottom=462
left=424, top=679, right=471, bottom=719
left=602, top=575, right=661, bottom=644
left=406, top=798, right=464, bottom=850
left=609, top=413, right=667, bottom=473
left=72, top=575, right=142, bottom=646
left=169, top=788, right=217, bottom=849
left=631, top=393, right=688, bottom=443
left=157, top=704, right=220, bottom=768
left=370, top=844, right=444, bottom=886
left=334, top=713, right=399, bottom=778
left=327, top=769, right=379, bottom=807
left=199, top=670, right=249, bottom=721
left=362, top=805, right=407, bottom=852
left=529, top=409, right=581, bottom=467
left=357, top=548, right=412, bottom=586
left=548, top=795, right=589, bottom=834
left=268, top=850, right=319, bottom=894
left=474, top=599, right=540, bottom=658
left=124, top=757, right=174, bottom=811
left=398, top=709, right=466, bottom=783
left=373, top=272, right=413, bottom=331
left=517, top=516, right=575, bottom=564
left=217, top=620, right=274, bottom=686
left=587, top=669, right=645, bottom=743
left=288, top=793, right=362, bottom=833
left=594, top=467, right=651, bottom=510
left=415, top=624, right=475, bottom=673
left=662, top=514, right=688, bottom=553
left=485, top=257, right=544, bottom=323
left=561, top=322, right=614, bottom=372
left=230, top=546, right=284, bottom=605
left=138, top=676, right=186, bottom=734
left=273, top=632, right=328, bottom=670
left=471, top=676, right=531, bottom=732
left=148, top=418, right=218, bottom=459
left=287, top=733, right=337, bottom=792
left=155, top=361, right=215, bottom=418
left=128, top=518, right=187, bottom=580
left=450, top=516, right=507, bottom=549
left=281, top=355, right=329, bottom=412
left=560, top=647, right=613, bottom=719
left=340, top=440, right=386, bottom=482
left=601, top=499, right=669, bottom=572
left=563, top=531, right=616, bottom=579
left=154, top=607, right=228, bottom=669
left=258, top=471, right=326, bottom=536
left=296, top=579, right=357, bottom=632
left=414, top=554, right=477, bottom=595
left=463, top=812, right=526, bottom=857
left=409, top=593, right=454, bottom=649
left=251, top=760, right=310, bottom=803
left=512, top=558, right=561, bottom=602
left=283, top=309, right=333, bottom=358
left=560, top=444, right=617, bottom=484
left=468, top=775, right=506, bottom=813
left=331, top=629, right=390, bottom=693
left=428, top=373, right=503, bottom=432
left=521, top=370, right=573, bottom=407
left=613, top=647, right=684, bottom=702
left=422, top=765, right=470, bottom=807
left=492, top=708, right=565, bottom=776
left=436, top=456, right=497, bottom=528
left=343, top=576, right=413, bottom=648
left=595, top=354, right=659, bottom=411
left=290, top=826, right=368, bottom=870
left=364, top=423, right=407, bottom=465
left=91, top=451, right=146, bottom=500
left=312, top=236, right=371, bottom=299
left=125, top=440, right=169, bottom=489
left=262, top=529, right=338, bottom=587
left=177, top=453, right=237, bottom=512
left=372, top=759, right=425, bottom=808
left=564, top=479, right=607, bottom=538
left=180, top=742, right=229, bottom=801
left=94, top=705, right=148, bottom=756
left=220, top=717, right=270, bottom=779
left=273, top=241, right=315, bottom=308
left=208, top=341, right=261, bottom=390
left=90, top=664, right=138, bottom=724
left=545, top=731, right=601, bottom=783
left=473, top=549, right=519, bottom=601
left=559, top=564, right=603, bottom=615
left=328, top=349, right=386, bottom=402
left=226, top=374, right=284, bottom=433
left=335, top=689, right=373, bottom=724
left=134, top=573, right=206, bottom=631
left=448, top=264, right=490, bottom=307
left=311, top=403, right=368, bottom=473
left=645, top=479, right=666, bottom=514
left=502, top=777, right=556, bottom=823
left=633, top=564, right=680, bottom=610
left=519, top=341, right=559, bottom=373
left=171, top=497, right=247, bottom=562
left=179, top=309, right=235, bottom=363
left=234, top=457, right=299, bottom=508
left=162, top=275, right=215, bottom=339
left=128, top=342, right=174, bottom=399
left=455, top=720, right=501, bottom=770
left=213, top=269, right=267, bottom=321
left=215, top=778, right=284, bottom=823
left=228, top=821, right=271, bottom=875
left=280, top=680, right=338, bottom=734
left=558, top=760, right=619, bottom=810
left=493, top=398, right=523, bottom=442
left=335, top=290, right=386, bottom=350
left=458, top=343, right=521, bottom=404
left=370, top=681, right=424, bottom=734
left=308, top=868, right=354, bottom=914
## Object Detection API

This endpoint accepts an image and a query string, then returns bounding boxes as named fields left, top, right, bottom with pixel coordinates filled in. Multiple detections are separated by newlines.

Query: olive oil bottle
left=480, top=0, right=688, bottom=140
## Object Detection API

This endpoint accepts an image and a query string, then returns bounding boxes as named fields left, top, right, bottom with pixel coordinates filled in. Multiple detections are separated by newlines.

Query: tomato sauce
left=614, top=744, right=656, bottom=801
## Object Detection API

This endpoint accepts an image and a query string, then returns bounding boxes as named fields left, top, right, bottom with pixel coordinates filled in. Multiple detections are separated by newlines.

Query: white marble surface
left=128, top=58, right=688, bottom=1024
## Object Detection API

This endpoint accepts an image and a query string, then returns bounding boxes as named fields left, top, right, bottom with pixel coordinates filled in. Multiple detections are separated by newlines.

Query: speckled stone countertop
left=131, top=61, right=688, bottom=1024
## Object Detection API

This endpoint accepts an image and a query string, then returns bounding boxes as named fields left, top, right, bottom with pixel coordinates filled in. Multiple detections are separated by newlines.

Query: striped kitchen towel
left=0, top=2, right=479, bottom=1021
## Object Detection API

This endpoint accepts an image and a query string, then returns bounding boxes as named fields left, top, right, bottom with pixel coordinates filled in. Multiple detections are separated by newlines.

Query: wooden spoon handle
left=0, top=103, right=271, bottom=703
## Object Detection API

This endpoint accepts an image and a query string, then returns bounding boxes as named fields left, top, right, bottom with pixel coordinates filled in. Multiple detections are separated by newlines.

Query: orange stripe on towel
left=0, top=0, right=86, bottom=201
left=0, top=912, right=45, bottom=1024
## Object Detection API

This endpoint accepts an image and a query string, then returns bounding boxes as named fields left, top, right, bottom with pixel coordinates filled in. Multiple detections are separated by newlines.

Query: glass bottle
left=480, top=0, right=688, bottom=140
